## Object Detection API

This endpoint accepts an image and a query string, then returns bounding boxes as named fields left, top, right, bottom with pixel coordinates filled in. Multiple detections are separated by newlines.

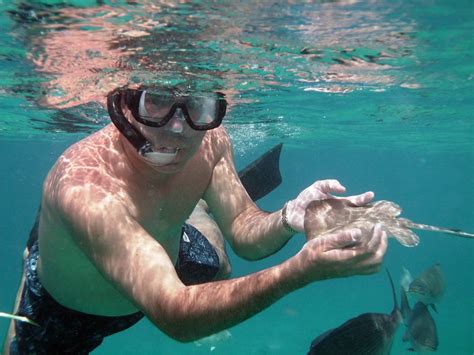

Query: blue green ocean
left=0, top=0, right=472, bottom=354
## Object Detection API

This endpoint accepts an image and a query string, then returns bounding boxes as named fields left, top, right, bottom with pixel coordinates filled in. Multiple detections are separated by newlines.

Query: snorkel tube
left=107, top=90, right=177, bottom=166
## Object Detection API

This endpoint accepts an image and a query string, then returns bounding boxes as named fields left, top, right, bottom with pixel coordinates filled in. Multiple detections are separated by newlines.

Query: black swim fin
left=238, top=143, right=283, bottom=202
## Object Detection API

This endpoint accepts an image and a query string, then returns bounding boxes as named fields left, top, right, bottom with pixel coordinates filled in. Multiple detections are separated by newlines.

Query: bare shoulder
left=212, top=125, right=232, bottom=149
left=57, top=124, right=121, bottom=173
left=201, top=126, right=233, bottom=163
left=209, top=125, right=232, bottom=144
left=42, top=125, right=129, bottom=212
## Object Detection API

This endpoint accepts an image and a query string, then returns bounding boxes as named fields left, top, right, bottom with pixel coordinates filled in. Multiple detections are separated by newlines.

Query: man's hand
left=303, top=198, right=421, bottom=247
left=303, top=198, right=370, bottom=240
left=293, top=223, right=388, bottom=283
left=284, top=179, right=374, bottom=233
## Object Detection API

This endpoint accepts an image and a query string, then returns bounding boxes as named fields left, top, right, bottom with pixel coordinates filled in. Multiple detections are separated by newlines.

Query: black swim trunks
left=10, top=222, right=220, bottom=354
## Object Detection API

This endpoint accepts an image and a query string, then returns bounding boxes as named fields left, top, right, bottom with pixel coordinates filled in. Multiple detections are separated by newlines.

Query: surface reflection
left=3, top=0, right=419, bottom=139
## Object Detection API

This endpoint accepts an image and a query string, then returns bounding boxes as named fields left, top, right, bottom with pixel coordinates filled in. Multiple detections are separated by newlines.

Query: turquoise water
left=1, top=0, right=473, bottom=354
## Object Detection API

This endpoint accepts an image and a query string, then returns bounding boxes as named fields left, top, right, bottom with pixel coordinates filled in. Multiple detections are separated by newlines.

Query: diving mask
left=107, top=88, right=227, bottom=165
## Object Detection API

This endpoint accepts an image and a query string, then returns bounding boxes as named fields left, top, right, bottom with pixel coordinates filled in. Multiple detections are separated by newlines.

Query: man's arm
left=203, top=132, right=374, bottom=260
left=58, top=184, right=387, bottom=342
left=203, top=132, right=294, bottom=260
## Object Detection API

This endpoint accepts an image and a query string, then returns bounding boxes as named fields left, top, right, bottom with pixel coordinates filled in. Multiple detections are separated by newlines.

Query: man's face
left=127, top=106, right=206, bottom=173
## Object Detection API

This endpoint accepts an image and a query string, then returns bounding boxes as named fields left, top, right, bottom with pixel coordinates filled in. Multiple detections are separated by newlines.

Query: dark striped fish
left=400, top=287, right=439, bottom=352
left=307, top=271, right=402, bottom=355
left=408, top=263, right=445, bottom=312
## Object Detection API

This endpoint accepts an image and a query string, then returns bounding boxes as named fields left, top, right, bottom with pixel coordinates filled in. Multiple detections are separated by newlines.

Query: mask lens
left=139, top=91, right=175, bottom=123
left=132, top=89, right=225, bottom=130
left=186, top=96, right=217, bottom=125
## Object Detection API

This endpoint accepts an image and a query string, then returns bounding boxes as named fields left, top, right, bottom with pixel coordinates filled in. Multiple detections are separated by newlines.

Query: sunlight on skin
left=2, top=89, right=393, bottom=349
left=299, top=197, right=388, bottom=281
left=37, top=119, right=220, bottom=316
left=304, top=198, right=474, bottom=247
left=304, top=199, right=420, bottom=247
left=295, top=221, right=387, bottom=282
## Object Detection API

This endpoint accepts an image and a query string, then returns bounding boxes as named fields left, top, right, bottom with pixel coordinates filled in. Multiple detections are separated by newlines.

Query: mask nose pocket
left=165, top=108, right=185, bottom=133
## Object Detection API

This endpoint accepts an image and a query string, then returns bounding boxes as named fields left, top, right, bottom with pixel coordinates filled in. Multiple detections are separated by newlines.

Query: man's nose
left=165, top=108, right=185, bottom=134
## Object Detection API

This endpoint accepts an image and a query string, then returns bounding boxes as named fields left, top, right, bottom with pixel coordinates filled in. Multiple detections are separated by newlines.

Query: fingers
left=313, top=179, right=373, bottom=206
left=359, top=223, right=388, bottom=273
left=366, top=223, right=383, bottom=250
left=294, top=179, right=346, bottom=209
left=301, top=223, right=388, bottom=281
left=315, top=179, right=346, bottom=195
left=327, top=223, right=387, bottom=272
left=339, top=191, right=374, bottom=206
left=377, top=224, right=388, bottom=261
left=299, top=180, right=374, bottom=207
left=320, top=228, right=362, bottom=250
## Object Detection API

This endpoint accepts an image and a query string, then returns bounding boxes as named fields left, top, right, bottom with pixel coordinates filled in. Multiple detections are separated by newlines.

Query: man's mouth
left=142, top=146, right=181, bottom=166
left=156, top=147, right=181, bottom=154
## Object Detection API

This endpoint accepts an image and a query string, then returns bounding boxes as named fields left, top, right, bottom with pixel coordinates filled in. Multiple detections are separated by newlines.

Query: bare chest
left=127, top=164, right=212, bottom=239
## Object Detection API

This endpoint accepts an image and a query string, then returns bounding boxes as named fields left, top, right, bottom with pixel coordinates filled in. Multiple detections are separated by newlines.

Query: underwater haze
left=0, top=0, right=472, bottom=354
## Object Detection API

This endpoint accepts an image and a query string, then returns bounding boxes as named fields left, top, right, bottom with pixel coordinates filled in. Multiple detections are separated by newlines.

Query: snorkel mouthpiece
left=139, top=144, right=178, bottom=166
left=108, top=90, right=180, bottom=167
left=142, top=151, right=178, bottom=166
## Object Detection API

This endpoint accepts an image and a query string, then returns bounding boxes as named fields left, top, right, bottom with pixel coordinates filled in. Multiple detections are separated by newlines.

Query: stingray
left=304, top=199, right=474, bottom=247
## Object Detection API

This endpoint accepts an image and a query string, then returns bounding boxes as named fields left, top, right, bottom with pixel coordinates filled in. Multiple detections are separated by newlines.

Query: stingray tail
left=398, top=218, right=474, bottom=239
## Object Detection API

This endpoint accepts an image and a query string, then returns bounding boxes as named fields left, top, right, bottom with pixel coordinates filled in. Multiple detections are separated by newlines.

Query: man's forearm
left=229, top=208, right=295, bottom=260
left=149, top=255, right=304, bottom=342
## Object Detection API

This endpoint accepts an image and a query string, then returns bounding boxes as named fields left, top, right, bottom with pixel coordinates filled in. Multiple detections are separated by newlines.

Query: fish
left=304, top=199, right=474, bottom=247
left=194, top=329, right=232, bottom=351
left=408, top=264, right=445, bottom=313
left=400, top=287, right=439, bottom=352
left=307, top=270, right=402, bottom=355
left=400, top=266, right=413, bottom=292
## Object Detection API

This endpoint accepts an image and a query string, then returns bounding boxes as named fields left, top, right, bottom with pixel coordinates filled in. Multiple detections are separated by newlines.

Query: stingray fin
left=238, top=143, right=283, bottom=201
left=386, top=224, right=420, bottom=247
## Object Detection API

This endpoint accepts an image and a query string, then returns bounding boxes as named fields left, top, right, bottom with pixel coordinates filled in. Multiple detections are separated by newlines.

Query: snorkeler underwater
left=1, top=1, right=472, bottom=354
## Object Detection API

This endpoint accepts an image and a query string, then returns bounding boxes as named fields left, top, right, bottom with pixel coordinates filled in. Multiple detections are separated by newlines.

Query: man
left=3, top=86, right=387, bottom=354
